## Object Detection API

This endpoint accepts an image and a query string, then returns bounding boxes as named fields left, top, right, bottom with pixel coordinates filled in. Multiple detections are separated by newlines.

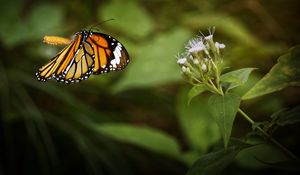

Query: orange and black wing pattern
left=36, top=31, right=130, bottom=84
left=86, top=32, right=129, bottom=74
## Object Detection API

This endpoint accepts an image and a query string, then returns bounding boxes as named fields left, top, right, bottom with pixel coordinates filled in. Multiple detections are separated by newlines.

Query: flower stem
left=238, top=108, right=299, bottom=160
left=210, top=60, right=223, bottom=95
left=207, top=80, right=223, bottom=95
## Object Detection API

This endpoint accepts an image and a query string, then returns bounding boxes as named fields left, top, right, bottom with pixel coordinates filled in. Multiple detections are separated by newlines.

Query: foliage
left=177, top=88, right=220, bottom=155
left=208, top=93, right=240, bottom=148
left=220, top=68, right=257, bottom=91
left=113, top=29, right=191, bottom=92
left=97, top=123, right=181, bottom=158
left=243, top=45, right=300, bottom=99
left=99, top=1, right=154, bottom=39
left=176, top=34, right=300, bottom=174
left=186, top=139, right=252, bottom=175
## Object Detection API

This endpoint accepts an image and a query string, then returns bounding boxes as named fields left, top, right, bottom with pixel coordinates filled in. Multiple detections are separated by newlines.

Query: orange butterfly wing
left=36, top=31, right=129, bottom=84
left=87, top=32, right=129, bottom=74
left=36, top=32, right=94, bottom=83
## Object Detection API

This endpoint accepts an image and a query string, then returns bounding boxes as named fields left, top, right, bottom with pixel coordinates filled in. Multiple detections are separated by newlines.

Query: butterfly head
left=73, top=30, right=91, bottom=40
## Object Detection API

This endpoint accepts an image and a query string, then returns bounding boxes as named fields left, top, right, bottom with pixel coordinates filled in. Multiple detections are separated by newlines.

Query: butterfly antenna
left=89, top=18, right=115, bottom=32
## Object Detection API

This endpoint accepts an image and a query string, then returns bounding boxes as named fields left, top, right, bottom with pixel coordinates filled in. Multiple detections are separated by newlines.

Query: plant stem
left=211, top=61, right=224, bottom=95
left=238, top=108, right=299, bottom=160
left=207, top=80, right=223, bottom=95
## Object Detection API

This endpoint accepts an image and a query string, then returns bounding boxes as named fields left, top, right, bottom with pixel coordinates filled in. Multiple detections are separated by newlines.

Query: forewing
left=86, top=32, right=130, bottom=75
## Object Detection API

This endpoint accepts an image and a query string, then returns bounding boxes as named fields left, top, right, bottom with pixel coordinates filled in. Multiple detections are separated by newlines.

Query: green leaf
left=236, top=143, right=289, bottom=170
left=187, top=85, right=208, bottom=104
left=99, top=1, right=154, bottom=39
left=113, top=29, right=191, bottom=92
left=177, top=88, right=220, bottom=153
left=243, top=46, right=300, bottom=100
left=28, top=3, right=64, bottom=36
left=221, top=68, right=257, bottom=91
left=0, top=0, right=24, bottom=47
left=271, top=105, right=300, bottom=126
left=0, top=3, right=64, bottom=47
left=208, top=93, right=240, bottom=148
left=97, top=123, right=180, bottom=158
left=181, top=151, right=201, bottom=166
left=186, top=139, right=251, bottom=175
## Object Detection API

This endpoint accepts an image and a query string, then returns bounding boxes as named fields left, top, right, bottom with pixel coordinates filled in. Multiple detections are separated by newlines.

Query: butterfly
left=36, top=30, right=130, bottom=84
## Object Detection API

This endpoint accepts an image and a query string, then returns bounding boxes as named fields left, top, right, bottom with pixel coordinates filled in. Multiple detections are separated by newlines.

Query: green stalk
left=210, top=60, right=224, bottom=95
left=238, top=108, right=299, bottom=160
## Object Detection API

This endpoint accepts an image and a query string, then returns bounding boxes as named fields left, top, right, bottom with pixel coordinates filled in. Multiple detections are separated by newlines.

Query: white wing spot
left=111, top=43, right=122, bottom=68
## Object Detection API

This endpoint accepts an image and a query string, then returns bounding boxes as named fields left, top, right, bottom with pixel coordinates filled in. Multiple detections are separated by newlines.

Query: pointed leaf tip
left=243, top=46, right=300, bottom=100
left=208, top=93, right=241, bottom=148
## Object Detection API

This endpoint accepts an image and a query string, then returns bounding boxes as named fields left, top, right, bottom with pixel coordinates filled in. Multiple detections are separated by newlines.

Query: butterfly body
left=36, top=30, right=129, bottom=84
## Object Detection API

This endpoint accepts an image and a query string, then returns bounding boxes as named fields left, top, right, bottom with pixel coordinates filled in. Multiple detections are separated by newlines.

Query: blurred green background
left=0, top=0, right=300, bottom=174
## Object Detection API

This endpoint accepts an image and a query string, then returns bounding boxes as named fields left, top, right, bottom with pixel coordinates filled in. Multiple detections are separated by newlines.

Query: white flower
left=201, top=64, right=207, bottom=71
left=204, top=27, right=215, bottom=40
left=215, top=42, right=225, bottom=49
left=204, top=34, right=213, bottom=40
left=185, top=37, right=206, bottom=53
left=177, top=58, right=187, bottom=65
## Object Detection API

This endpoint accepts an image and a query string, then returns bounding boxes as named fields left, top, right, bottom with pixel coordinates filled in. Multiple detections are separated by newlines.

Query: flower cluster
left=177, top=30, right=225, bottom=85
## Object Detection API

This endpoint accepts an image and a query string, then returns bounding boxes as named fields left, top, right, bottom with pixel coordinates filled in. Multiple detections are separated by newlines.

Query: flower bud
left=177, top=58, right=187, bottom=65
